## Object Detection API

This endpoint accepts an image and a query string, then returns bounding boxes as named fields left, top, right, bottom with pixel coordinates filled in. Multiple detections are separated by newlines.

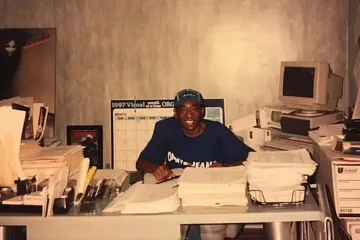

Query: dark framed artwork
left=66, top=125, right=103, bottom=169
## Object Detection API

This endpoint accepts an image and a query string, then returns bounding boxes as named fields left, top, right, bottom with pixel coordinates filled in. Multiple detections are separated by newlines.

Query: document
left=247, top=149, right=317, bottom=167
left=246, top=149, right=317, bottom=204
left=103, top=181, right=180, bottom=214
left=177, top=166, right=248, bottom=207
left=0, top=106, right=28, bottom=186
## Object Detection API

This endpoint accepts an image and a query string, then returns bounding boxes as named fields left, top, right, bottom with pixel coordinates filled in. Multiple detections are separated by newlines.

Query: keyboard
left=262, top=138, right=313, bottom=154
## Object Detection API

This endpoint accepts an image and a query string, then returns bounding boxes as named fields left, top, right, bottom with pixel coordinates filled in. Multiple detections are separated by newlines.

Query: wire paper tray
left=248, top=186, right=306, bottom=207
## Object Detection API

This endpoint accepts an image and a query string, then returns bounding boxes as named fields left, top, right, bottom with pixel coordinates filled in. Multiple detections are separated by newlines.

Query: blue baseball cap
left=174, top=89, right=204, bottom=108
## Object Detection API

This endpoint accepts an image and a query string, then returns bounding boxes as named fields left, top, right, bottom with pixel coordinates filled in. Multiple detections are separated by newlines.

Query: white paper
left=178, top=166, right=247, bottom=184
left=76, top=158, right=90, bottom=195
left=247, top=149, right=317, bottom=167
left=177, top=166, right=248, bottom=207
left=0, top=107, right=28, bottom=186
left=246, top=149, right=316, bottom=203
left=103, top=182, right=180, bottom=214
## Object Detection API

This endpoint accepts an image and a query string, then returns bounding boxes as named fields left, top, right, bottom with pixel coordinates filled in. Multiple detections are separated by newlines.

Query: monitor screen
left=283, top=67, right=315, bottom=98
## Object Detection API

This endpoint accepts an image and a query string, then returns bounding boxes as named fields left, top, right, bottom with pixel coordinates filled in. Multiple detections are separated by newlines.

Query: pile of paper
left=246, top=149, right=317, bottom=204
left=20, top=140, right=42, bottom=159
left=21, top=145, right=84, bottom=176
left=177, top=166, right=248, bottom=207
left=0, top=96, right=49, bottom=141
left=103, top=181, right=180, bottom=214
left=0, top=106, right=28, bottom=187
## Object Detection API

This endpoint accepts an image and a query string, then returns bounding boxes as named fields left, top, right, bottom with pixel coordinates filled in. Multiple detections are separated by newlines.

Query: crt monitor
left=278, top=61, right=343, bottom=115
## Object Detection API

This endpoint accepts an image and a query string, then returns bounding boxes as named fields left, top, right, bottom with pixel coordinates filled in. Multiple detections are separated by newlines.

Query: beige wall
left=14, top=37, right=56, bottom=113
left=0, top=0, right=348, bottom=166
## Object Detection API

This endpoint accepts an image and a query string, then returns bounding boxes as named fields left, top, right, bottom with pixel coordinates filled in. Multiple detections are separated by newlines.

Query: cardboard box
left=332, top=160, right=360, bottom=218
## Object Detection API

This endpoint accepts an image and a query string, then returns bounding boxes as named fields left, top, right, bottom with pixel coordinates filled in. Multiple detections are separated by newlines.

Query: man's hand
left=153, top=165, right=176, bottom=181
left=209, top=162, right=223, bottom=168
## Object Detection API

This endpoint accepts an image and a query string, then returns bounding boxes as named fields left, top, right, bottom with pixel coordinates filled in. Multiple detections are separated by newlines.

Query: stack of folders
left=103, top=181, right=180, bottom=214
left=246, top=149, right=317, bottom=204
left=177, top=166, right=248, bottom=207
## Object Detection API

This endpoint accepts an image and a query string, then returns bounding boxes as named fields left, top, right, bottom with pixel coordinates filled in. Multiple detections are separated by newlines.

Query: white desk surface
left=0, top=192, right=321, bottom=240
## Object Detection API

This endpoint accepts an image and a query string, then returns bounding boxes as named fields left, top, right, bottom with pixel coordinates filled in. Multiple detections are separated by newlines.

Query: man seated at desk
left=136, top=89, right=254, bottom=240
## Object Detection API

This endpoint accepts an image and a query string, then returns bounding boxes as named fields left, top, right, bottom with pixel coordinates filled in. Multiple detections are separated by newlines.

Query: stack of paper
left=177, top=166, right=248, bottom=207
left=20, top=140, right=42, bottom=159
left=21, top=145, right=84, bottom=176
left=0, top=106, right=28, bottom=187
left=246, top=149, right=317, bottom=204
left=0, top=97, right=49, bottom=141
left=103, top=181, right=180, bottom=214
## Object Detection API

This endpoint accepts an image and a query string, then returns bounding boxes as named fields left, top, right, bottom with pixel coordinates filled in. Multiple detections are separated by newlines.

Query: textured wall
left=349, top=0, right=360, bottom=105
left=14, top=37, right=56, bottom=113
left=0, top=0, right=348, bottom=166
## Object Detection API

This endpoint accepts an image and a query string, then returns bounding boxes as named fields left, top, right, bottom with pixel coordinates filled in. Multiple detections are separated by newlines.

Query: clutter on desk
left=74, top=163, right=97, bottom=205
left=309, top=123, right=343, bottom=142
left=177, top=166, right=248, bottom=207
left=246, top=149, right=317, bottom=205
left=343, top=118, right=360, bottom=141
left=52, top=168, right=128, bottom=214
left=77, top=169, right=127, bottom=213
left=323, top=120, right=360, bottom=159
left=0, top=97, right=81, bottom=216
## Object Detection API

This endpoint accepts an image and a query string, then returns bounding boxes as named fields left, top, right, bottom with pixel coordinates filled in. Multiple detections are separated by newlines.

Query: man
left=136, top=89, right=254, bottom=240
left=136, top=89, right=253, bottom=180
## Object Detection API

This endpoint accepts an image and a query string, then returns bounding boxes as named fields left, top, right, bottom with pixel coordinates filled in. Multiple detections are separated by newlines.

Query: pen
left=155, top=176, right=180, bottom=184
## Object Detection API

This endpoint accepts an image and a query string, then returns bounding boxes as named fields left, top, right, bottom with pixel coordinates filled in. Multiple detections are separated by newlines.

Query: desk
left=313, top=143, right=352, bottom=240
left=313, top=143, right=336, bottom=198
left=0, top=192, right=320, bottom=240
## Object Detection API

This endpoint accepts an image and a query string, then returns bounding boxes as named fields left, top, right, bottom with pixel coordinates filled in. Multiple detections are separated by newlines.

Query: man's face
left=175, top=101, right=203, bottom=131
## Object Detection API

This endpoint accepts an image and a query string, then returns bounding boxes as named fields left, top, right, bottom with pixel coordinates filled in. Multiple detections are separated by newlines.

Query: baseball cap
left=174, top=89, right=204, bottom=108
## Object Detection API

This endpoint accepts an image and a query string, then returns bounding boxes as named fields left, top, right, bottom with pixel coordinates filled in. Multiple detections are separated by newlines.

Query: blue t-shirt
left=138, top=117, right=254, bottom=169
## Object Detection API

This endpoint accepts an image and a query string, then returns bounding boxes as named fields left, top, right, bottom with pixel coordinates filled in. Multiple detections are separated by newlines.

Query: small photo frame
left=66, top=125, right=103, bottom=169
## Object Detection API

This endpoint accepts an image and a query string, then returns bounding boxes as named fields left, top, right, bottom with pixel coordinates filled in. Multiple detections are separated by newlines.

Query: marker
left=155, top=176, right=180, bottom=184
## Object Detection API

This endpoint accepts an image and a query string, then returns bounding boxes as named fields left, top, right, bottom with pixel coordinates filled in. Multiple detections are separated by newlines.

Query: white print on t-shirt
left=167, top=151, right=215, bottom=168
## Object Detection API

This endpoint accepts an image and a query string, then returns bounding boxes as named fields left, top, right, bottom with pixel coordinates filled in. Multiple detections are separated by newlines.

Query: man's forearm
left=136, top=158, right=159, bottom=173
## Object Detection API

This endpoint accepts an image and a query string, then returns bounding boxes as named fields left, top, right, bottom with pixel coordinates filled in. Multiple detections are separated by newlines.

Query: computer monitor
left=278, top=61, right=343, bottom=116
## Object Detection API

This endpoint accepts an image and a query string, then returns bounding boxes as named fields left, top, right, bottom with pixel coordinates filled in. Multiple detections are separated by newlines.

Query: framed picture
left=66, top=125, right=103, bottom=169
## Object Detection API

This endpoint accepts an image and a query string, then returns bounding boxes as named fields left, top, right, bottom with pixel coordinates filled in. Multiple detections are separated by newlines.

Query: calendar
left=111, top=99, right=225, bottom=171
